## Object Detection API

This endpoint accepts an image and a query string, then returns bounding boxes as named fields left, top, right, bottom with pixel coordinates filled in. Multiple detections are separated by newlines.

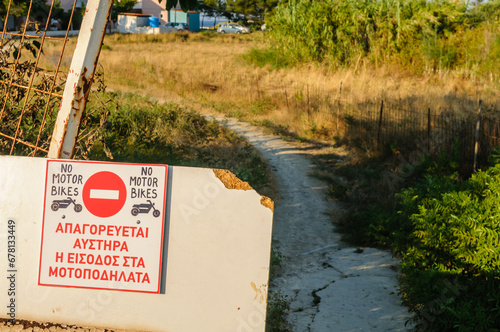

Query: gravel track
left=213, top=116, right=413, bottom=331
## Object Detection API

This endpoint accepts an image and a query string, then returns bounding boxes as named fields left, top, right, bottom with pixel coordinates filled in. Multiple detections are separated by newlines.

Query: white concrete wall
left=117, top=15, right=150, bottom=33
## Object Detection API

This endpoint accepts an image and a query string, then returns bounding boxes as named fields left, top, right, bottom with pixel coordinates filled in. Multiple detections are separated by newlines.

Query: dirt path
left=213, top=116, right=413, bottom=331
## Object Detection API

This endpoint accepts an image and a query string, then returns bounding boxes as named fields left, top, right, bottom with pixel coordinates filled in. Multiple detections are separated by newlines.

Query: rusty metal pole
left=48, top=0, right=113, bottom=159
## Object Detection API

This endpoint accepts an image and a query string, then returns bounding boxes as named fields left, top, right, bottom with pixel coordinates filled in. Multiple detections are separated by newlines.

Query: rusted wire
left=33, top=0, right=78, bottom=156
left=2, top=32, right=68, bottom=42
left=0, top=0, right=78, bottom=156
left=0, top=80, right=63, bottom=98
left=0, top=0, right=35, bottom=123
left=0, top=132, right=48, bottom=152
left=9, top=0, right=53, bottom=155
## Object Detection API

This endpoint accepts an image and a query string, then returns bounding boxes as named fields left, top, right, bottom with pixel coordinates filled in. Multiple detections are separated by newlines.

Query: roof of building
left=118, top=12, right=152, bottom=17
left=170, top=9, right=199, bottom=14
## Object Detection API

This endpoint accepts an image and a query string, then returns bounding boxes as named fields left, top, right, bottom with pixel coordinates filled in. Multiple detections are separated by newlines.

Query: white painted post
left=47, top=0, right=113, bottom=159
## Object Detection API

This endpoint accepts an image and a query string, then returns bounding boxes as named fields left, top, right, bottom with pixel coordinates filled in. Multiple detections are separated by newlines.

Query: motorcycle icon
left=51, top=197, right=83, bottom=213
left=131, top=200, right=161, bottom=218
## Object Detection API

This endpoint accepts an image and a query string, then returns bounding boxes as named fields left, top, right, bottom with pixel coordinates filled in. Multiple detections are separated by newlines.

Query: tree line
left=198, top=0, right=279, bottom=24
left=265, top=0, right=499, bottom=77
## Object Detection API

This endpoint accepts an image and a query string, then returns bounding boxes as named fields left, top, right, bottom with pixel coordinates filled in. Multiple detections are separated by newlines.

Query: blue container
left=148, top=17, right=159, bottom=27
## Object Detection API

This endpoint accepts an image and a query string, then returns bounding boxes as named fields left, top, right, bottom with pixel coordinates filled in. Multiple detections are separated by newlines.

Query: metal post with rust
left=48, top=0, right=113, bottom=159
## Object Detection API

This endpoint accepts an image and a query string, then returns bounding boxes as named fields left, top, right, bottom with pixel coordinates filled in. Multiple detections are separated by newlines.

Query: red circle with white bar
left=82, top=171, right=127, bottom=218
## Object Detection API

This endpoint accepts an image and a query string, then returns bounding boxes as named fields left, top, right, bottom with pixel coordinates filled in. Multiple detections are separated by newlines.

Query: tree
left=0, top=0, right=27, bottom=18
left=111, top=0, right=137, bottom=22
left=226, top=0, right=279, bottom=21
left=199, top=0, right=233, bottom=25
left=163, top=0, right=199, bottom=12
left=0, top=0, right=62, bottom=30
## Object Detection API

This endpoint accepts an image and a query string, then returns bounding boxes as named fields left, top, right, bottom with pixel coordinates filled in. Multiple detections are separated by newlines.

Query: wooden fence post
left=473, top=100, right=483, bottom=173
left=428, top=108, right=431, bottom=153
left=336, top=82, right=342, bottom=135
left=307, top=84, right=311, bottom=117
left=377, top=100, right=384, bottom=148
left=336, top=81, right=342, bottom=132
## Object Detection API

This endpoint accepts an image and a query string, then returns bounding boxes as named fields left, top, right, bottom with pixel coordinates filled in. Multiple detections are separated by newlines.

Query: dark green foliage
left=0, top=0, right=27, bottom=19
left=269, top=244, right=283, bottom=280
left=342, top=151, right=500, bottom=330
left=226, top=0, right=279, bottom=21
left=266, top=290, right=290, bottom=332
left=199, top=0, right=231, bottom=22
left=200, top=0, right=278, bottom=22
left=111, top=0, right=137, bottom=22
left=161, top=0, right=198, bottom=11
left=329, top=145, right=500, bottom=329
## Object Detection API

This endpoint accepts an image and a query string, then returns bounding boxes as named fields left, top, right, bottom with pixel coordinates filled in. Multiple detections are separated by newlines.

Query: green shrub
left=263, top=0, right=500, bottom=78
left=243, top=47, right=292, bottom=69
left=396, top=157, right=500, bottom=330
left=335, top=149, right=500, bottom=330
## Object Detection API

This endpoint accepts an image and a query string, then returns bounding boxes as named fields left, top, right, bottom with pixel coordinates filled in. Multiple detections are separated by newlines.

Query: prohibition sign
left=82, top=171, right=127, bottom=217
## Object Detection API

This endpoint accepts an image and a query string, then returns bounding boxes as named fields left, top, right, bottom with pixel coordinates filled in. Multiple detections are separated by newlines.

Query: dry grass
left=40, top=31, right=499, bottom=143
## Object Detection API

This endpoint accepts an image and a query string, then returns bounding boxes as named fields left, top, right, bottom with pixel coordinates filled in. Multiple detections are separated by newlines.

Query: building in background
left=58, top=0, right=84, bottom=11
left=135, top=0, right=169, bottom=25
left=117, top=13, right=151, bottom=33
left=131, top=0, right=200, bottom=31
left=168, top=7, right=199, bottom=31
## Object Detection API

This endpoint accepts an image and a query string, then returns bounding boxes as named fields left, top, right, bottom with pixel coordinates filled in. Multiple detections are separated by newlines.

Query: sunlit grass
left=40, top=31, right=499, bottom=144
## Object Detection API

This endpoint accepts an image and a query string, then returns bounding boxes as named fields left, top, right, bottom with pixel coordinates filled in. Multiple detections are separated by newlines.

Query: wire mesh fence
left=339, top=98, right=499, bottom=174
left=270, top=81, right=498, bottom=174
left=0, top=0, right=79, bottom=156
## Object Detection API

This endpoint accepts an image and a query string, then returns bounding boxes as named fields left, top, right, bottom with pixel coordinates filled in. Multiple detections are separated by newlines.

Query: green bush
left=243, top=47, right=292, bottom=69
left=336, top=149, right=500, bottom=330
left=393, top=157, right=500, bottom=330
left=262, top=0, right=500, bottom=78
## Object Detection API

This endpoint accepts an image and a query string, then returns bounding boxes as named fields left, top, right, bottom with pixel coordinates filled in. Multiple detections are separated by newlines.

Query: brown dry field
left=40, top=31, right=499, bottom=142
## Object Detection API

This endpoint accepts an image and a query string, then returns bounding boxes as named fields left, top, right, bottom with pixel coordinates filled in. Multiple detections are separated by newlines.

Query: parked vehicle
left=161, top=22, right=188, bottom=32
left=217, top=23, right=251, bottom=34
left=131, top=200, right=161, bottom=217
left=159, top=25, right=176, bottom=33
left=51, top=197, right=82, bottom=212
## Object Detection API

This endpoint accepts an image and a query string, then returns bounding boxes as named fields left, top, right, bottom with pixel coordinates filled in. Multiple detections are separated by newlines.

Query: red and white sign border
left=38, top=159, right=168, bottom=294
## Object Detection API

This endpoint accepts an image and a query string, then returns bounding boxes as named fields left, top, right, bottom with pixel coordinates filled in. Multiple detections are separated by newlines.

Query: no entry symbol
left=82, top=171, right=127, bottom=217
